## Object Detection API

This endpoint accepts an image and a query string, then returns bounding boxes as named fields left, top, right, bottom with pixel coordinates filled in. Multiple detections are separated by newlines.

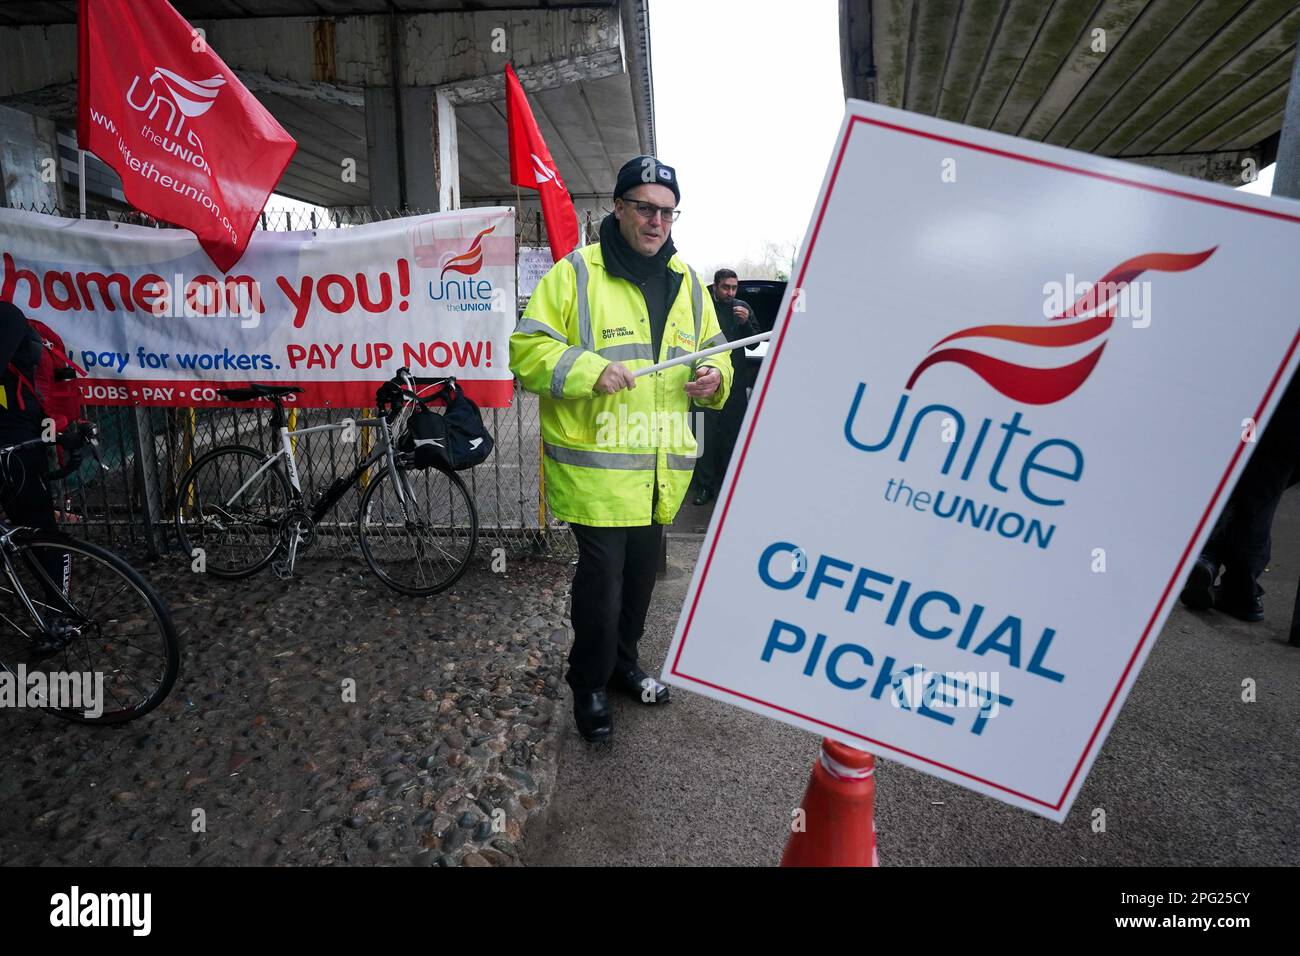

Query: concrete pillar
left=0, top=104, right=62, bottom=208
left=1272, top=31, right=1300, bottom=201
left=364, top=85, right=461, bottom=212
left=433, top=89, right=460, bottom=211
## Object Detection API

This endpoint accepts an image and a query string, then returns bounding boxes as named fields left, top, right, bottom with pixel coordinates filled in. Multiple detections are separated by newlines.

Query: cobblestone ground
left=0, top=548, right=575, bottom=867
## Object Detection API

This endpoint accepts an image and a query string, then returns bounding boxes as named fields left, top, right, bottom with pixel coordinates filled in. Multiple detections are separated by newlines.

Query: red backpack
left=8, top=319, right=87, bottom=433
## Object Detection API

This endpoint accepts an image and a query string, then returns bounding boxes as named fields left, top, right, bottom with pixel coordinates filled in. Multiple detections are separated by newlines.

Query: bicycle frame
left=0, top=525, right=53, bottom=635
left=227, top=414, right=413, bottom=509
left=215, top=403, right=421, bottom=577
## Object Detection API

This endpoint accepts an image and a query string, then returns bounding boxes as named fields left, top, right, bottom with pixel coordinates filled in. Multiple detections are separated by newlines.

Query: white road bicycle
left=174, top=370, right=479, bottom=597
left=0, top=426, right=180, bottom=723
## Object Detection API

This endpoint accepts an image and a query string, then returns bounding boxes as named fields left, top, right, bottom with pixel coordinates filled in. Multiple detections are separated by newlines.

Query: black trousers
left=0, top=445, right=64, bottom=588
left=0, top=446, right=56, bottom=534
left=695, top=376, right=749, bottom=492
left=1201, top=375, right=1300, bottom=598
left=567, top=522, right=663, bottom=693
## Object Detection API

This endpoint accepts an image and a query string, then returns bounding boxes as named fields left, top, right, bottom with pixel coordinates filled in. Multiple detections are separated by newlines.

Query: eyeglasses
left=622, top=199, right=681, bottom=223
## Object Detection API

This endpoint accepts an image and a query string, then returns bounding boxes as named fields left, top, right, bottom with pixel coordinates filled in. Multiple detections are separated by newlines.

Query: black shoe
left=610, top=667, right=671, bottom=705
left=573, top=689, right=613, bottom=742
left=1214, top=588, right=1265, bottom=623
left=692, top=487, right=714, bottom=506
left=1179, top=556, right=1217, bottom=611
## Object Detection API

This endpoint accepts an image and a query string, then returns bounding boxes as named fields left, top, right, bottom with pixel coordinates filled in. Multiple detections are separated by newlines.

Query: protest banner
left=0, top=206, right=516, bottom=408
left=661, top=100, right=1300, bottom=821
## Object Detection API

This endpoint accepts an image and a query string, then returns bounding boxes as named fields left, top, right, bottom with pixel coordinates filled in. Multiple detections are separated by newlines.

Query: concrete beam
left=934, top=0, right=1004, bottom=122
left=194, top=8, right=622, bottom=91
left=619, top=0, right=655, bottom=155
left=0, top=7, right=624, bottom=99
left=233, top=73, right=364, bottom=108
left=961, top=0, right=1053, bottom=127
left=438, top=48, right=625, bottom=107
left=1017, top=0, right=1166, bottom=145
left=868, top=0, right=911, bottom=108
left=904, top=0, right=961, bottom=116
left=1121, top=147, right=1267, bottom=187
left=1099, top=1, right=1300, bottom=156
left=989, top=1, right=1105, bottom=135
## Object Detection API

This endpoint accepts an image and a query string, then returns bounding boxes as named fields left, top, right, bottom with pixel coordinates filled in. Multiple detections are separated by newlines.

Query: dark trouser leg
left=1217, top=450, right=1296, bottom=598
left=0, top=447, right=65, bottom=593
left=714, top=389, right=748, bottom=484
left=1215, top=379, right=1300, bottom=599
left=615, top=524, right=663, bottom=674
left=566, top=523, right=627, bottom=693
left=695, top=408, right=721, bottom=491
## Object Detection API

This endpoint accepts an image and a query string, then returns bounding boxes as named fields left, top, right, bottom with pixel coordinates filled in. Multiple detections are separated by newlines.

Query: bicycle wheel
left=0, top=532, right=180, bottom=724
left=358, top=464, right=478, bottom=597
left=175, top=445, right=291, bottom=578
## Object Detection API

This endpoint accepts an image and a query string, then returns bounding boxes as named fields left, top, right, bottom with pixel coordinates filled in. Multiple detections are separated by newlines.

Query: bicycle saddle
left=216, top=384, right=305, bottom=401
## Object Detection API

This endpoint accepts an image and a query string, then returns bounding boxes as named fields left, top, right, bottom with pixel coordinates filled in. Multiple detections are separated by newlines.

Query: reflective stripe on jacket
left=510, top=241, right=732, bottom=527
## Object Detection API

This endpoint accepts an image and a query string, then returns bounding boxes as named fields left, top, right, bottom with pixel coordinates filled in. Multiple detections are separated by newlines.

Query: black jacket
left=710, top=292, right=757, bottom=387
left=0, top=300, right=46, bottom=443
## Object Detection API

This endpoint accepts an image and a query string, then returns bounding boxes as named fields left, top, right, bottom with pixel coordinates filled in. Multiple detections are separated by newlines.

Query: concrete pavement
left=524, top=489, right=1300, bottom=867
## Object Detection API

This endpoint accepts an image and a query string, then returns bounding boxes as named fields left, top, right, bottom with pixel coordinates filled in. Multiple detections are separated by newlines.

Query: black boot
left=1215, top=586, right=1265, bottom=622
left=610, top=667, right=671, bottom=705
left=692, top=487, right=713, bottom=506
left=573, top=689, right=613, bottom=742
left=1216, top=569, right=1265, bottom=622
left=1179, top=555, right=1217, bottom=611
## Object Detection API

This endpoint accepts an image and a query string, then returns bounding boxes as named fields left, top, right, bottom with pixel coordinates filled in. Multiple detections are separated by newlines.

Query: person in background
left=0, top=299, right=73, bottom=655
left=0, top=299, right=57, bottom=540
left=1181, top=373, right=1300, bottom=621
left=692, top=269, right=756, bottom=506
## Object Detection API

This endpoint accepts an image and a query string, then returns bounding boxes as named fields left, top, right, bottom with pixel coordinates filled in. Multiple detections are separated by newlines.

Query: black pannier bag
left=399, top=379, right=494, bottom=471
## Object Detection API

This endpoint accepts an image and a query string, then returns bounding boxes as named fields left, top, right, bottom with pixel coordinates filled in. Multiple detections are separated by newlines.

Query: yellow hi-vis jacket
left=510, top=241, right=733, bottom=527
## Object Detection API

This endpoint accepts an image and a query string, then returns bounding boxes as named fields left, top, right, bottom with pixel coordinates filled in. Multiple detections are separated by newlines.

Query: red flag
left=77, top=0, right=296, bottom=272
left=505, top=64, right=580, bottom=261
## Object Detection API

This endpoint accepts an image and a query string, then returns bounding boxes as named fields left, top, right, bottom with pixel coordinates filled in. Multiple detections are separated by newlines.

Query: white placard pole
left=631, top=331, right=771, bottom=378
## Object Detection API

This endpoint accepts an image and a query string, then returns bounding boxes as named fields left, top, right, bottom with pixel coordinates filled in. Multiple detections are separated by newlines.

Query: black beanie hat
left=614, top=155, right=680, bottom=204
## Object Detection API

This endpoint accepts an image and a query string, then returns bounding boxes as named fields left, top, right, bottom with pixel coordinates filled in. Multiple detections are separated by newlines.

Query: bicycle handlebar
left=0, top=422, right=105, bottom=481
left=375, top=367, right=456, bottom=417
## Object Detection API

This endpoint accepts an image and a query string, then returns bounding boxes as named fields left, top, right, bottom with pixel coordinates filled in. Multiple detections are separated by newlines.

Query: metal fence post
left=130, top=406, right=164, bottom=556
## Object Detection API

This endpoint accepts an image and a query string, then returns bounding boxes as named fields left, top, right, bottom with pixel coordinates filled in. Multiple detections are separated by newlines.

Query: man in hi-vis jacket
left=510, top=156, right=733, bottom=742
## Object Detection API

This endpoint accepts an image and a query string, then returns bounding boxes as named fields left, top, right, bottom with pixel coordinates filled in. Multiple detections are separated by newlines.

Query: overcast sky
left=648, top=0, right=844, bottom=275
left=1238, top=162, right=1276, bottom=195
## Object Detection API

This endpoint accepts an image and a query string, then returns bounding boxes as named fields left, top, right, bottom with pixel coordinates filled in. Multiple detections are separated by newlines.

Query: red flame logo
left=906, top=249, right=1217, bottom=405
left=440, top=225, right=496, bottom=277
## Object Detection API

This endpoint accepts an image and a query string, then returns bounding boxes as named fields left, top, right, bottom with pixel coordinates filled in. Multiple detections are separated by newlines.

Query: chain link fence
left=6, top=202, right=612, bottom=563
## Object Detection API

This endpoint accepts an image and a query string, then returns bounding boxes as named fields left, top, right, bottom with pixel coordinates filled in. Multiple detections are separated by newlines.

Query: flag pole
left=515, top=180, right=547, bottom=538
left=78, top=150, right=87, bottom=218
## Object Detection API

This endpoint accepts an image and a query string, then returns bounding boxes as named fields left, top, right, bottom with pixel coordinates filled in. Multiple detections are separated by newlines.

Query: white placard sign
left=518, top=246, right=555, bottom=298
left=662, top=101, right=1300, bottom=821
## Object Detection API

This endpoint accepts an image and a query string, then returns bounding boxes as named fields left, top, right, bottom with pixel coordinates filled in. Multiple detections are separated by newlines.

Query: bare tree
left=703, top=236, right=800, bottom=282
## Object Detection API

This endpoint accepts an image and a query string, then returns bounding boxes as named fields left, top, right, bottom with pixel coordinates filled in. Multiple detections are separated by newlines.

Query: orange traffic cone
left=780, top=738, right=879, bottom=867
